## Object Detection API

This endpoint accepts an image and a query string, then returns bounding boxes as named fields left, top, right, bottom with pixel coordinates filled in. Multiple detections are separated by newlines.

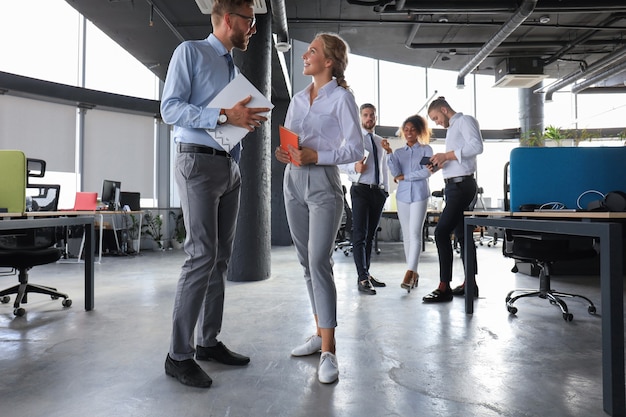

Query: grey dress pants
left=169, top=151, right=241, bottom=361
left=283, top=164, right=343, bottom=329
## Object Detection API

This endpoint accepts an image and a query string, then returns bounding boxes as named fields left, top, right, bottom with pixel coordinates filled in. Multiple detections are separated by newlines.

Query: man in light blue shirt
left=160, top=0, right=270, bottom=389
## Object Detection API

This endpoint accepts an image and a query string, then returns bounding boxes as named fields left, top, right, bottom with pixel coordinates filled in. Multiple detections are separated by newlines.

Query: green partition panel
left=0, top=150, right=27, bottom=213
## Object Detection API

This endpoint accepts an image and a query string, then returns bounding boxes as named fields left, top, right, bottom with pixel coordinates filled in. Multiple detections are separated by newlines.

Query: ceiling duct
left=456, top=0, right=537, bottom=88
left=270, top=0, right=290, bottom=52
left=536, top=44, right=626, bottom=100
left=571, top=60, right=626, bottom=94
left=493, top=57, right=548, bottom=88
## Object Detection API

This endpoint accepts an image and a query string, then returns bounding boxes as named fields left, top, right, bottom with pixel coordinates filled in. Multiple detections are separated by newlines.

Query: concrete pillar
left=228, top=12, right=271, bottom=282
left=518, top=82, right=545, bottom=145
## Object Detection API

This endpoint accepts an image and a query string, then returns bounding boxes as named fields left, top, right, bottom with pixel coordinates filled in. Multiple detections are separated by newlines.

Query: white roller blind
left=83, top=109, right=155, bottom=199
left=0, top=95, right=75, bottom=171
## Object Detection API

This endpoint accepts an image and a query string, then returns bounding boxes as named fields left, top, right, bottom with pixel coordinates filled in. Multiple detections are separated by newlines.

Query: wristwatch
left=217, top=108, right=227, bottom=125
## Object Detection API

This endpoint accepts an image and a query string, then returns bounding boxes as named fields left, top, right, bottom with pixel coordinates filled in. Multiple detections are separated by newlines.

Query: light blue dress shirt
left=160, top=34, right=238, bottom=151
left=387, top=143, right=433, bottom=203
left=285, top=80, right=364, bottom=166
left=441, top=112, right=484, bottom=179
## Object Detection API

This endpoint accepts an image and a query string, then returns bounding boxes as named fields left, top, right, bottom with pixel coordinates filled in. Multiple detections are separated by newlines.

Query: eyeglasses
left=229, top=12, right=256, bottom=28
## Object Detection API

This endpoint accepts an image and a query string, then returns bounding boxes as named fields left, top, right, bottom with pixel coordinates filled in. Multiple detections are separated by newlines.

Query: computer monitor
left=101, top=179, right=121, bottom=210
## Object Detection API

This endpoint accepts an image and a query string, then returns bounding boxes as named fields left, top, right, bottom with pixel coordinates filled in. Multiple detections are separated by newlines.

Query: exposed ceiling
left=64, top=0, right=626, bottom=98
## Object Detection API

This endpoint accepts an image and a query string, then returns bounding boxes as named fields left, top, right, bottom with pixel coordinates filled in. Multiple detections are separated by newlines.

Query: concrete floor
left=0, top=239, right=616, bottom=417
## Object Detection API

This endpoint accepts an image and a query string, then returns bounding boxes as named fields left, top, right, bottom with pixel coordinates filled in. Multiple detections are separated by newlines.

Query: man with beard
left=160, top=0, right=270, bottom=388
left=343, top=103, right=389, bottom=294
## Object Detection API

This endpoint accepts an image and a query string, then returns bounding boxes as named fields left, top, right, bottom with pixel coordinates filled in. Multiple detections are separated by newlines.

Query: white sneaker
left=291, top=335, right=322, bottom=357
left=318, top=352, right=339, bottom=384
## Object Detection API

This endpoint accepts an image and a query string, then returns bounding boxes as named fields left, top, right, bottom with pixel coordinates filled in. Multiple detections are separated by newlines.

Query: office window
left=0, top=0, right=80, bottom=86
left=378, top=61, right=426, bottom=128
left=84, top=21, right=159, bottom=100
left=345, top=54, right=378, bottom=113
left=576, top=93, right=626, bottom=129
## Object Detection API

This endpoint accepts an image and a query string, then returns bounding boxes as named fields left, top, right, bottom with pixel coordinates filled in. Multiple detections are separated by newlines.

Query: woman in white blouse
left=274, top=33, right=363, bottom=384
left=383, top=114, right=433, bottom=292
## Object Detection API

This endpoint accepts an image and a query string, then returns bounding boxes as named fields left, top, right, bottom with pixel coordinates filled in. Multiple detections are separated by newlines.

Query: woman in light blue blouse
left=274, top=33, right=363, bottom=384
left=383, top=114, right=433, bottom=292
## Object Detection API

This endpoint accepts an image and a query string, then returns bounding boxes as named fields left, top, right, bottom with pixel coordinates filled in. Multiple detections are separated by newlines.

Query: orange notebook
left=279, top=125, right=300, bottom=167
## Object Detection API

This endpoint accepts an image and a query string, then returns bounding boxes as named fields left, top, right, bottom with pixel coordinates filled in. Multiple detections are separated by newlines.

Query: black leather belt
left=177, top=143, right=230, bottom=158
left=444, top=174, right=474, bottom=185
left=353, top=182, right=384, bottom=190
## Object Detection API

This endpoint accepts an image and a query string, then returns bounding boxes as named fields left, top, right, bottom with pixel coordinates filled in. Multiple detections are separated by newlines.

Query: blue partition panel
left=509, top=146, right=626, bottom=211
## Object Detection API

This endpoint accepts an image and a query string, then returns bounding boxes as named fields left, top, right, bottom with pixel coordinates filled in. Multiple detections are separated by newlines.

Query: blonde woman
left=383, top=114, right=433, bottom=292
left=275, top=33, right=363, bottom=384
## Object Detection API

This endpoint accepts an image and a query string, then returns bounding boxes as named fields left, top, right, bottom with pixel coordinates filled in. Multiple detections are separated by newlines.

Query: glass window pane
left=84, top=21, right=159, bottom=100
left=0, top=0, right=80, bottom=85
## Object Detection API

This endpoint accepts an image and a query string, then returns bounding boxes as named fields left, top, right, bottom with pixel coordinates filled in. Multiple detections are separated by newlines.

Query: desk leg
left=464, top=220, right=476, bottom=314
left=84, top=222, right=95, bottom=311
left=601, top=224, right=624, bottom=416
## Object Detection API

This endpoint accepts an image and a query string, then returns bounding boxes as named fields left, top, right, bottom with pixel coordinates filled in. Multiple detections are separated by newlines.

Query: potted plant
left=543, top=125, right=567, bottom=146
left=519, top=129, right=544, bottom=147
left=127, top=213, right=141, bottom=252
left=169, top=210, right=186, bottom=249
left=142, top=211, right=165, bottom=250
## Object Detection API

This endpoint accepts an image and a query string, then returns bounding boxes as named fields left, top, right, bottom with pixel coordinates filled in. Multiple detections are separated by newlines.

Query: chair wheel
left=14, top=307, right=25, bottom=317
left=588, top=305, right=596, bottom=314
left=507, top=305, right=517, bottom=315
left=563, top=313, right=573, bottom=321
left=0, top=295, right=10, bottom=304
left=62, top=299, right=72, bottom=308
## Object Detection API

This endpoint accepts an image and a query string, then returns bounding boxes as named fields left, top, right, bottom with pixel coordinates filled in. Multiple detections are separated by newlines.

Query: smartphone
left=420, top=156, right=432, bottom=165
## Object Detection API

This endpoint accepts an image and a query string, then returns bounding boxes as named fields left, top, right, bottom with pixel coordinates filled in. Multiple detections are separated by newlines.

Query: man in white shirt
left=423, top=97, right=483, bottom=303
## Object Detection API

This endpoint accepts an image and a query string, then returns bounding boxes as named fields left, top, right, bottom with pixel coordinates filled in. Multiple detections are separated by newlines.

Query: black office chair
left=0, top=158, right=71, bottom=316
left=334, top=185, right=353, bottom=256
left=503, top=229, right=597, bottom=321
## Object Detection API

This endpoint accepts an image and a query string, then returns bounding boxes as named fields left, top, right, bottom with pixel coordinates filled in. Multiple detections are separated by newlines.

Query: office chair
left=503, top=229, right=597, bottom=321
left=0, top=158, right=71, bottom=316
left=334, top=185, right=353, bottom=256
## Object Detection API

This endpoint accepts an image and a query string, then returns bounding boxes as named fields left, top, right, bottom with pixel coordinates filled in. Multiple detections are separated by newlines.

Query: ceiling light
left=275, top=41, right=291, bottom=53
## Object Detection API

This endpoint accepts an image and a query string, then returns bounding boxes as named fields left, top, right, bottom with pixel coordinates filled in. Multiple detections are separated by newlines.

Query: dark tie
left=369, top=133, right=380, bottom=186
left=224, top=53, right=241, bottom=162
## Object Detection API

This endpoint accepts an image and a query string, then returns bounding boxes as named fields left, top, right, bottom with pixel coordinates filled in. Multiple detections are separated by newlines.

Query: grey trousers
left=283, top=164, right=343, bottom=329
left=169, top=151, right=241, bottom=361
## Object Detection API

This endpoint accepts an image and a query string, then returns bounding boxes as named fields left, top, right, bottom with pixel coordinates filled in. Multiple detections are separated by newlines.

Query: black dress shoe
left=369, top=275, right=386, bottom=287
left=451, top=284, right=479, bottom=297
left=196, top=342, right=250, bottom=366
left=422, top=288, right=453, bottom=303
left=165, top=355, right=212, bottom=388
left=358, top=279, right=376, bottom=295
